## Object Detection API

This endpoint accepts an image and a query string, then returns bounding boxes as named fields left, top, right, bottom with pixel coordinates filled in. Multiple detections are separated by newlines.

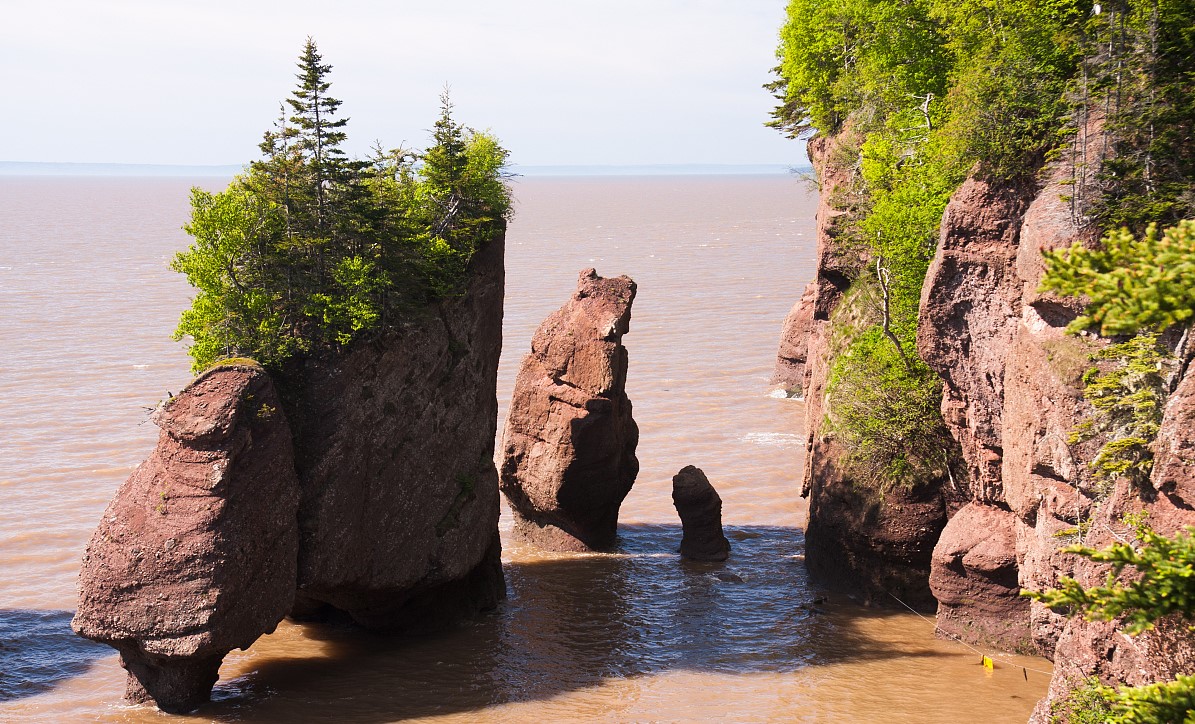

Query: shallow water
left=0, top=175, right=1050, bottom=722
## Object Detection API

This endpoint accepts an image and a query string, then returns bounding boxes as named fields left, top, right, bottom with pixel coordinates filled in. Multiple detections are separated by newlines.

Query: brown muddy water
left=0, top=175, right=1050, bottom=722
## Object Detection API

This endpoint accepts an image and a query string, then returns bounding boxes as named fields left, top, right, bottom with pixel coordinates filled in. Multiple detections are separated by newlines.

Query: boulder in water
left=672, top=465, right=731, bottom=562
left=72, top=364, right=300, bottom=713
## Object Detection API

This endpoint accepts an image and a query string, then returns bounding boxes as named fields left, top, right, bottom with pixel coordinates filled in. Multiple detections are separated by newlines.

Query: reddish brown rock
left=74, top=231, right=509, bottom=712
left=773, top=285, right=816, bottom=395
left=1029, top=367, right=1195, bottom=722
left=1028, top=477, right=1195, bottom=722
left=72, top=364, right=300, bottom=713
left=672, top=466, right=731, bottom=562
left=778, top=109, right=1195, bottom=716
left=278, top=230, right=507, bottom=629
left=930, top=503, right=1032, bottom=651
left=804, top=440, right=950, bottom=609
left=917, top=175, right=1035, bottom=504
left=499, top=268, right=639, bottom=552
left=1152, top=362, right=1195, bottom=507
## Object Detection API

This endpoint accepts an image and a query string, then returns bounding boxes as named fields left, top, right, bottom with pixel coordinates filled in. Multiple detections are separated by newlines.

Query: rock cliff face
left=780, top=121, right=1195, bottom=715
left=917, top=146, right=1101, bottom=660
left=75, top=232, right=507, bottom=711
left=278, top=229, right=506, bottom=630
left=499, top=268, right=639, bottom=552
left=73, top=364, right=300, bottom=713
left=775, top=129, right=953, bottom=610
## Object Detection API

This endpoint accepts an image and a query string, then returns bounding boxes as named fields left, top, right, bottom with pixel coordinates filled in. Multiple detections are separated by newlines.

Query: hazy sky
left=1, top=0, right=806, bottom=167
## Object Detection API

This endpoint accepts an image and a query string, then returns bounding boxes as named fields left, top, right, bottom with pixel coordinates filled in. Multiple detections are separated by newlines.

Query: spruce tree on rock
left=287, top=37, right=350, bottom=233
left=422, top=91, right=470, bottom=238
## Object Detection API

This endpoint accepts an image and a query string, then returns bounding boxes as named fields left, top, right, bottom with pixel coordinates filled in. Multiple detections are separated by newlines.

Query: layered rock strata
left=75, top=232, right=508, bottom=711
left=500, top=268, right=639, bottom=552
left=671, top=466, right=731, bottom=562
left=73, top=364, right=300, bottom=713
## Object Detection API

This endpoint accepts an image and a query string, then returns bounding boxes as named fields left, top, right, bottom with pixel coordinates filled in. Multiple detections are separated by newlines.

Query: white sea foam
left=742, top=432, right=802, bottom=447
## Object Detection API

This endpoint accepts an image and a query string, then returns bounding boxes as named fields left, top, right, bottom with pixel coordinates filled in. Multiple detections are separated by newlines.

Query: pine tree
left=171, top=41, right=511, bottom=371
left=421, top=91, right=470, bottom=237
left=286, top=37, right=350, bottom=233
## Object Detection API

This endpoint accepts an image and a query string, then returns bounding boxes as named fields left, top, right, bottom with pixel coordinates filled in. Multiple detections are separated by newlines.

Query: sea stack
left=72, top=364, right=301, bottom=713
left=672, top=466, right=731, bottom=562
left=499, top=268, right=639, bottom=551
left=73, top=230, right=508, bottom=712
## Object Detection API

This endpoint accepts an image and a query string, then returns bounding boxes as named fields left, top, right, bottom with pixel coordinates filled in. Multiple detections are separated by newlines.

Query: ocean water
left=0, top=175, right=1049, bottom=722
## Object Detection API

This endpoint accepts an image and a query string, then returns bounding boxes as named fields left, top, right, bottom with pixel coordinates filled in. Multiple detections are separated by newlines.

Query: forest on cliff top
left=171, top=39, right=512, bottom=372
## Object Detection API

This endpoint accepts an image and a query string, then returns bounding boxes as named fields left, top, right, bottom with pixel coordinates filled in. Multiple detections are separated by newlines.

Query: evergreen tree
left=286, top=37, right=350, bottom=233
left=421, top=91, right=471, bottom=237
left=414, top=91, right=511, bottom=297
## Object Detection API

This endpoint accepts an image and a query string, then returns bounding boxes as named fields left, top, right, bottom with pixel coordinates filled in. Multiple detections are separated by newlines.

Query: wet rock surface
left=499, top=268, right=639, bottom=552
left=72, top=365, right=300, bottom=712
left=671, top=466, right=730, bottom=562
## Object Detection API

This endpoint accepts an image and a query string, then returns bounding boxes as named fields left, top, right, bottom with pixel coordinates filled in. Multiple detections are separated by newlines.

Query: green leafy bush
left=827, top=326, right=956, bottom=491
left=1040, top=221, right=1190, bottom=491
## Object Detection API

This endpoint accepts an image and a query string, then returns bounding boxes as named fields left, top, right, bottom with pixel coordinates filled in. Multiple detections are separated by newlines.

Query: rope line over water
left=884, top=592, right=1055, bottom=678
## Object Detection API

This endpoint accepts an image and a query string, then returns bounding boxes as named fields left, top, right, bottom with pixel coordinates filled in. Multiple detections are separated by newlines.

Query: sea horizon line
left=0, top=160, right=813, bottom=178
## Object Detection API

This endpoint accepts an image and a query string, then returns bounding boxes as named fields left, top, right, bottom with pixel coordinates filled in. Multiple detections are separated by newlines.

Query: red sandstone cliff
left=778, top=124, right=1195, bottom=715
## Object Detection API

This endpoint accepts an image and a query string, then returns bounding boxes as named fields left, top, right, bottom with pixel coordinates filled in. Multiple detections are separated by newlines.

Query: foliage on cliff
left=1079, top=1, right=1195, bottom=232
left=1026, top=520, right=1195, bottom=723
left=1037, top=218, right=1194, bottom=718
left=824, top=281, right=958, bottom=491
left=1041, top=220, right=1190, bottom=492
left=769, top=0, right=1078, bottom=488
left=172, top=39, right=511, bottom=372
left=770, top=0, right=1194, bottom=491
left=1067, top=334, right=1174, bottom=490
left=1043, top=220, right=1195, bottom=336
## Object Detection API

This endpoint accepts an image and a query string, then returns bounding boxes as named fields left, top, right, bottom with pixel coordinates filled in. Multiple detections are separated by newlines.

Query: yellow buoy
left=982, top=655, right=994, bottom=671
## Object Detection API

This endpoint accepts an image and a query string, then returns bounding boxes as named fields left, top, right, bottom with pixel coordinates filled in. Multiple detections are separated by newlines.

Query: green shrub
left=1068, top=334, right=1174, bottom=491
left=827, top=326, right=956, bottom=491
